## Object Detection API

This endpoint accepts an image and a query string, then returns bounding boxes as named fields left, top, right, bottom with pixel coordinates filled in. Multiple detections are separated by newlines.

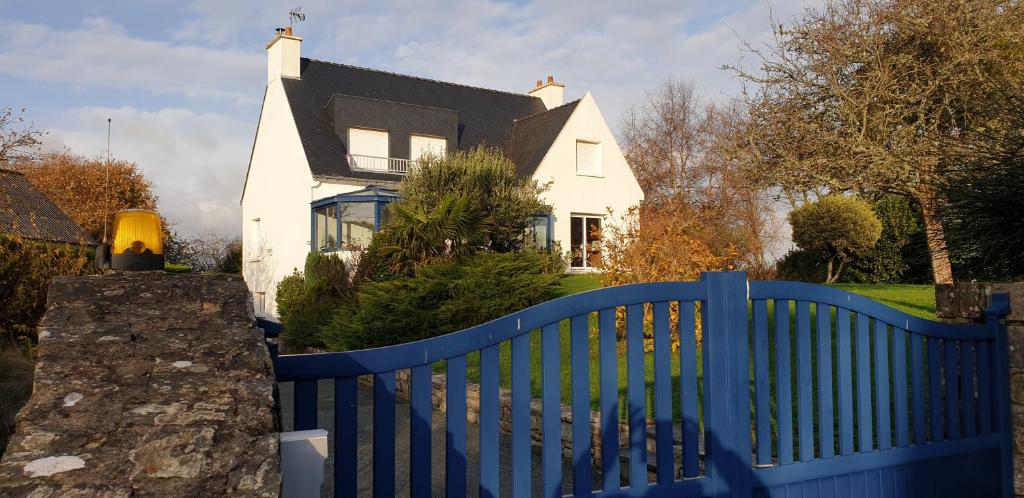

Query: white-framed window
left=576, top=140, right=602, bottom=176
left=249, top=218, right=261, bottom=261
left=410, top=134, right=447, bottom=161
left=253, top=291, right=266, bottom=315
left=348, top=127, right=389, bottom=158
left=570, top=214, right=602, bottom=269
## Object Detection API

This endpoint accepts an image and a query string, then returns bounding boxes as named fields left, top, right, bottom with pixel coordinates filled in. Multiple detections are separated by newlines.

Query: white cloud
left=0, top=16, right=263, bottom=104
left=46, top=106, right=252, bottom=237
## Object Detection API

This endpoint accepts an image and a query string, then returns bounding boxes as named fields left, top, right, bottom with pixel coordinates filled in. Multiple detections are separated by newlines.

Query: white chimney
left=266, top=27, right=302, bottom=83
left=529, top=75, right=565, bottom=110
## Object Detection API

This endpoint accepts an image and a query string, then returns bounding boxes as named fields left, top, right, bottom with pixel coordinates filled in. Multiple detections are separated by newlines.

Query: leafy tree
left=731, top=0, right=1024, bottom=283
left=789, top=196, right=882, bottom=283
left=14, top=152, right=159, bottom=242
left=597, top=201, right=730, bottom=348
left=621, top=81, right=780, bottom=271
left=380, top=193, right=487, bottom=274
left=843, top=195, right=929, bottom=283
left=941, top=99, right=1024, bottom=280
left=395, top=147, right=547, bottom=252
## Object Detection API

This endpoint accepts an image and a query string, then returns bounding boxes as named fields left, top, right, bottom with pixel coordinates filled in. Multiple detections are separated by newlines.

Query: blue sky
left=0, top=0, right=816, bottom=237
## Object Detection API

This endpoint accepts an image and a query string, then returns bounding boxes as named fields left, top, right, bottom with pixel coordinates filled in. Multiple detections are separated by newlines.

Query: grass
left=830, top=283, right=936, bottom=319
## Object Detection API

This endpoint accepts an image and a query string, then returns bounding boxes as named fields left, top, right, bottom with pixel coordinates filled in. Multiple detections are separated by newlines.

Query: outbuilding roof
left=0, top=169, right=96, bottom=245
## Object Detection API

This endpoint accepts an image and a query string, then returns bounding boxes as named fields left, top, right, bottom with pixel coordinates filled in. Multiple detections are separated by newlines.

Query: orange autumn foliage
left=13, top=152, right=159, bottom=242
left=597, top=202, right=733, bottom=350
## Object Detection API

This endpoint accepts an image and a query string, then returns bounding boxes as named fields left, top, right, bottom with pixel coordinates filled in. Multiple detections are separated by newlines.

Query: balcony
left=347, top=154, right=414, bottom=175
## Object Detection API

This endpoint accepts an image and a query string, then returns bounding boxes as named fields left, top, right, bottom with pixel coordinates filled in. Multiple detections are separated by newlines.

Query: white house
left=242, top=28, right=644, bottom=316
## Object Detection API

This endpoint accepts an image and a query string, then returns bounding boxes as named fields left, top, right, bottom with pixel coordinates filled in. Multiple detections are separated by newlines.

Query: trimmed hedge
left=276, top=253, right=355, bottom=352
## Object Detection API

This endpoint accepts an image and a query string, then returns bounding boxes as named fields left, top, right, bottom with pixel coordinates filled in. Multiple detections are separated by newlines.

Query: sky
left=0, top=0, right=818, bottom=238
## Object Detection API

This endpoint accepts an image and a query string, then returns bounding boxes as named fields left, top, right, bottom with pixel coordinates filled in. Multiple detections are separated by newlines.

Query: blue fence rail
left=262, top=272, right=1013, bottom=498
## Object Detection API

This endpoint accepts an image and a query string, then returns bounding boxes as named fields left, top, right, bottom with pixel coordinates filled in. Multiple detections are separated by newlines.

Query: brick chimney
left=529, top=75, right=565, bottom=110
left=266, top=27, right=302, bottom=83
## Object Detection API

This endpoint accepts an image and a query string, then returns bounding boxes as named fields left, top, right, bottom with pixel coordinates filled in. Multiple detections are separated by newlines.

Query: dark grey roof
left=281, top=59, right=552, bottom=181
left=0, top=169, right=96, bottom=245
left=508, top=100, right=581, bottom=178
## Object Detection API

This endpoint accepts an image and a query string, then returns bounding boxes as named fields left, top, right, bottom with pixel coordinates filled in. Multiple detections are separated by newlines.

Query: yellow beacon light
left=110, top=209, right=164, bottom=271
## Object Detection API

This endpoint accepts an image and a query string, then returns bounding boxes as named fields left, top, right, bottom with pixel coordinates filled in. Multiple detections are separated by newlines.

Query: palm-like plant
left=380, top=194, right=488, bottom=273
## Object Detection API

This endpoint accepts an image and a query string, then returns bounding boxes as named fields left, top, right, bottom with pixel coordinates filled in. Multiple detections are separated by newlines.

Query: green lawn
left=457, top=276, right=936, bottom=427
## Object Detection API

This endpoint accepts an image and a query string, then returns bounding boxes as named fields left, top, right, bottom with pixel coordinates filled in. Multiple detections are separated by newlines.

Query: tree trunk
left=826, top=257, right=836, bottom=283
left=917, top=190, right=954, bottom=284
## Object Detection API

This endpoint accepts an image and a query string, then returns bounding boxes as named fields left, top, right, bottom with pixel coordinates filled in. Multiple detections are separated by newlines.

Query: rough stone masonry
left=0, top=272, right=280, bottom=497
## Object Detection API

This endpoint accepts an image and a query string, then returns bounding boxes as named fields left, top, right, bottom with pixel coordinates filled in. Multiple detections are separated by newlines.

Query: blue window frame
left=310, top=186, right=398, bottom=252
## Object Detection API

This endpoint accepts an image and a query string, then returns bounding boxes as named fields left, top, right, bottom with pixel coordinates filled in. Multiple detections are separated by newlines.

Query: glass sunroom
left=310, top=186, right=398, bottom=253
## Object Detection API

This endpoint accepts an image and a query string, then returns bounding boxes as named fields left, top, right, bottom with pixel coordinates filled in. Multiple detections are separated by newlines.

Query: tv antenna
left=289, top=7, right=305, bottom=27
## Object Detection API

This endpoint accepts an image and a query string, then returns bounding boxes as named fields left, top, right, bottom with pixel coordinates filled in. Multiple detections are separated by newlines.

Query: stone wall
left=936, top=282, right=1024, bottom=496
left=0, top=272, right=280, bottom=497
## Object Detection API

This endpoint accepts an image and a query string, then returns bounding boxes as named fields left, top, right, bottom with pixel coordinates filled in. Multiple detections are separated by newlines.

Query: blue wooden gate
left=266, top=272, right=1013, bottom=497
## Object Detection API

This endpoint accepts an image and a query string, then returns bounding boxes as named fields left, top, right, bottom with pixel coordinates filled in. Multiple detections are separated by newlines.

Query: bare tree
left=621, top=81, right=781, bottom=273
left=0, top=107, right=44, bottom=164
left=729, top=0, right=1024, bottom=283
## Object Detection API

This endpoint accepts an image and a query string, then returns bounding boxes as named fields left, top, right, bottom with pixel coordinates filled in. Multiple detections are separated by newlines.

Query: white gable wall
left=531, top=92, right=644, bottom=266
left=242, top=78, right=317, bottom=317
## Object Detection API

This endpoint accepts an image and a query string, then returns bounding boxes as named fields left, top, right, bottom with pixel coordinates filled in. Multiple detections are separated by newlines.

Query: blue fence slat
left=978, top=341, right=993, bottom=434
left=410, top=365, right=433, bottom=498
left=293, top=379, right=318, bottom=431
left=598, top=308, right=621, bottom=491
left=478, top=346, right=499, bottom=498
left=796, top=300, right=814, bottom=461
left=753, top=299, right=772, bottom=465
left=928, top=338, right=943, bottom=442
left=911, top=335, right=926, bottom=445
left=447, top=355, right=468, bottom=498
left=335, top=377, right=358, bottom=498
left=961, top=341, right=976, bottom=438
left=875, top=322, right=892, bottom=451
left=373, top=371, right=396, bottom=498
left=626, top=303, right=648, bottom=489
left=856, top=313, right=873, bottom=452
left=893, top=327, right=909, bottom=447
left=945, top=340, right=961, bottom=440
left=837, top=308, right=854, bottom=456
left=511, top=333, right=532, bottom=498
left=271, top=273, right=1012, bottom=498
left=680, top=301, right=700, bottom=478
left=541, top=323, right=563, bottom=498
left=571, top=313, right=593, bottom=495
left=775, top=299, right=794, bottom=464
left=816, top=303, right=835, bottom=459
left=653, top=301, right=674, bottom=483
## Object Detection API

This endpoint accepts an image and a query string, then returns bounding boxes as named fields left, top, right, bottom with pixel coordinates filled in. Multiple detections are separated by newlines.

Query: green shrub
left=395, top=147, right=548, bottom=253
left=0, top=236, right=94, bottom=342
left=843, top=196, right=927, bottom=284
left=789, top=195, right=882, bottom=283
left=275, top=253, right=356, bottom=352
left=776, top=248, right=827, bottom=282
left=322, top=251, right=561, bottom=351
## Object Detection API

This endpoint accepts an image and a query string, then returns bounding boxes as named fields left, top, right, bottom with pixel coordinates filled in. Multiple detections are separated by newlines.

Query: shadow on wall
left=243, top=230, right=279, bottom=316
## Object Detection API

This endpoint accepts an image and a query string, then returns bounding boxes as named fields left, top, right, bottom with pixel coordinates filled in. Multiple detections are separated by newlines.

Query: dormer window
left=576, top=140, right=602, bottom=176
left=410, top=134, right=447, bottom=161
left=349, top=127, right=389, bottom=158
